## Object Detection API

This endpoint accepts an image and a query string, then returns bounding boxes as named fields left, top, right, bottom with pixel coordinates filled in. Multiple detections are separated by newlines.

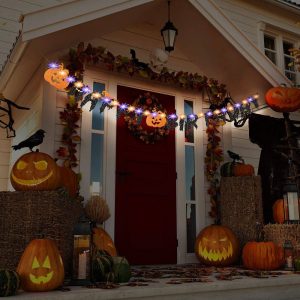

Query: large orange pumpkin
left=233, top=163, right=255, bottom=176
left=93, top=227, right=117, bottom=256
left=58, top=166, right=78, bottom=197
left=242, top=241, right=284, bottom=270
left=17, top=239, right=64, bottom=292
left=273, top=199, right=286, bottom=224
left=195, top=225, right=239, bottom=267
left=10, top=152, right=61, bottom=191
left=44, top=65, right=69, bottom=90
left=265, top=86, right=300, bottom=113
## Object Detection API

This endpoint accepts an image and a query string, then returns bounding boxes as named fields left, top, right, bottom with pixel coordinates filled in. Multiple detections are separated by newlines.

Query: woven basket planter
left=0, top=189, right=83, bottom=277
left=220, top=176, right=263, bottom=249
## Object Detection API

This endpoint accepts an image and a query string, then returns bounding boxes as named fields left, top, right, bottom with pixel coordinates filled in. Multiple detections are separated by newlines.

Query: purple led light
left=151, top=112, right=158, bottom=117
left=221, top=108, right=227, bottom=113
left=169, top=114, right=177, bottom=119
left=188, top=114, right=195, bottom=119
left=247, top=97, right=253, bottom=102
left=135, top=108, right=143, bottom=114
left=66, top=76, right=76, bottom=83
left=102, top=97, right=111, bottom=103
left=206, top=111, right=213, bottom=116
left=234, top=103, right=241, bottom=108
left=120, top=104, right=128, bottom=110
left=48, top=62, right=59, bottom=69
left=82, top=86, right=91, bottom=93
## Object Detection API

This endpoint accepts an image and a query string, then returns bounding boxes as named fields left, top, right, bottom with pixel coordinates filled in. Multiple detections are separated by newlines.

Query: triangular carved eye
left=42, top=256, right=51, bottom=269
left=32, top=257, right=40, bottom=269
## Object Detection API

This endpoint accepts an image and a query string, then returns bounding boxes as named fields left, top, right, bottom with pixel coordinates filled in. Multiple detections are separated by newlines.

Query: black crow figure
left=227, top=150, right=244, bottom=162
left=12, top=129, right=45, bottom=152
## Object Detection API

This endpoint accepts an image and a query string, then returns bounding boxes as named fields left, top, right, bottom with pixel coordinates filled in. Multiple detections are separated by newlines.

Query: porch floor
left=9, top=265, right=300, bottom=300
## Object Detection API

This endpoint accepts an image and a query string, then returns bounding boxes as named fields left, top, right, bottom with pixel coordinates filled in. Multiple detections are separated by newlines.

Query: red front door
left=115, top=85, right=177, bottom=265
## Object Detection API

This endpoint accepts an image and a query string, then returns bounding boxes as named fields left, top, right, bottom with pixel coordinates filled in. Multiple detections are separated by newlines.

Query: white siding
left=0, top=0, right=74, bottom=71
left=0, top=130, right=11, bottom=191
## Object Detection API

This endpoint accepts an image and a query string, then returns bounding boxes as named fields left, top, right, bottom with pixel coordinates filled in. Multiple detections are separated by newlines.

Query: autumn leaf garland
left=205, top=119, right=224, bottom=222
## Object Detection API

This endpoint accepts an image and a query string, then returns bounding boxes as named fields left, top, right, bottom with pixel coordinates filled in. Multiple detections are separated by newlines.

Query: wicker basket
left=0, top=189, right=83, bottom=277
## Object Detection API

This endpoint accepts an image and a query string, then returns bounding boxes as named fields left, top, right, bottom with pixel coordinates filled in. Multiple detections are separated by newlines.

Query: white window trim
left=258, top=24, right=300, bottom=85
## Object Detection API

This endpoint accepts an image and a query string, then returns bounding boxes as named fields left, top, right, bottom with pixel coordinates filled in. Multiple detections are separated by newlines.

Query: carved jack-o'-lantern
left=195, top=225, right=239, bottom=266
left=17, top=239, right=64, bottom=292
left=146, top=111, right=167, bottom=128
left=10, top=152, right=61, bottom=191
left=44, top=64, right=69, bottom=90
left=265, top=86, right=300, bottom=113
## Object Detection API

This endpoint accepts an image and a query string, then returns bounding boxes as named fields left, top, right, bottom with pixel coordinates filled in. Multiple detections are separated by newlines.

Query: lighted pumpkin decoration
left=93, top=227, right=117, bottom=256
left=10, top=152, right=61, bottom=191
left=146, top=111, right=167, bottom=128
left=265, top=86, right=300, bottom=113
left=273, top=199, right=287, bottom=224
left=242, top=241, right=284, bottom=270
left=44, top=64, right=69, bottom=90
left=58, top=165, right=79, bottom=197
left=195, top=225, right=239, bottom=266
left=17, top=239, right=64, bottom=292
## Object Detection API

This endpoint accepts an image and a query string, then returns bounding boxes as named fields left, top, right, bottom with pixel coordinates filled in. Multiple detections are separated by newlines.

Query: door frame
left=80, top=67, right=206, bottom=264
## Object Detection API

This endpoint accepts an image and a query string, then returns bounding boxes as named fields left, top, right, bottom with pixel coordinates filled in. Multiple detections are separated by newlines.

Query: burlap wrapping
left=220, top=176, right=263, bottom=248
left=0, top=189, right=83, bottom=277
left=264, top=224, right=300, bottom=249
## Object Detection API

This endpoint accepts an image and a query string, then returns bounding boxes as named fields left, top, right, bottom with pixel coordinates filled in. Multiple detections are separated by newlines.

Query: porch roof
left=0, top=0, right=291, bottom=102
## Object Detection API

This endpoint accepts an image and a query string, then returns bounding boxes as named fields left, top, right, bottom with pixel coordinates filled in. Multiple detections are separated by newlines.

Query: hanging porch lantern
left=161, top=0, right=178, bottom=53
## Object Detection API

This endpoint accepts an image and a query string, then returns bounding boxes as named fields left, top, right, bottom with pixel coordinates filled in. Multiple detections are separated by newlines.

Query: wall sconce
left=161, top=0, right=178, bottom=52
left=72, top=215, right=92, bottom=285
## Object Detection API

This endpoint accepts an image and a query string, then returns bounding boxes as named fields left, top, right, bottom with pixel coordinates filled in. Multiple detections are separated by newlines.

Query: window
left=263, top=32, right=299, bottom=85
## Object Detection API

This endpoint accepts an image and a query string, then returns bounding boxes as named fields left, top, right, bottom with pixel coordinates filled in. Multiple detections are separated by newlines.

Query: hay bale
left=0, top=189, right=82, bottom=277
left=264, top=224, right=300, bottom=248
left=220, top=176, right=263, bottom=248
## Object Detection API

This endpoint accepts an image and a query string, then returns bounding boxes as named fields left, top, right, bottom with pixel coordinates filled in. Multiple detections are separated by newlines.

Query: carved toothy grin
left=198, top=241, right=233, bottom=262
left=29, top=271, right=54, bottom=284
left=11, top=171, right=53, bottom=186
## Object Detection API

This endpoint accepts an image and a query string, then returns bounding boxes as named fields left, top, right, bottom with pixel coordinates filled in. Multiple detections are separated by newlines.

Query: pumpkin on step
left=10, top=152, right=61, bottom=191
left=194, top=225, right=239, bottom=267
left=272, top=199, right=288, bottom=224
left=0, top=270, right=20, bottom=297
left=17, top=238, right=64, bottom=292
left=93, top=227, right=117, bottom=257
left=242, top=241, right=284, bottom=270
left=265, top=86, right=300, bottom=113
left=58, top=165, right=79, bottom=197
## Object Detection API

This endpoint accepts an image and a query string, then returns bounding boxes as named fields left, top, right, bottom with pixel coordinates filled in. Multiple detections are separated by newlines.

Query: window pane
left=90, top=133, right=104, bottom=187
left=284, top=56, right=295, bottom=71
left=184, top=100, right=194, bottom=143
left=186, top=203, right=196, bottom=253
left=285, top=71, right=296, bottom=83
left=185, top=145, right=195, bottom=201
left=92, top=82, right=105, bottom=130
left=283, top=41, right=293, bottom=55
left=264, top=35, right=276, bottom=50
left=265, top=50, right=277, bottom=65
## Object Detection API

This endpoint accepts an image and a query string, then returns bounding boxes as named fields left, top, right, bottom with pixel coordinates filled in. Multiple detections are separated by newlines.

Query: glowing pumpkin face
left=17, top=239, right=64, bottom=292
left=10, top=152, right=61, bottom=191
left=146, top=111, right=167, bottom=128
left=195, top=225, right=239, bottom=267
left=44, top=65, right=69, bottom=90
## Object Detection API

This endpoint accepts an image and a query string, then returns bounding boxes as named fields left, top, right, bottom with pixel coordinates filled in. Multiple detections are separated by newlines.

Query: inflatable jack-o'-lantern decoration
left=10, top=152, right=61, bottom=191
left=195, top=225, right=239, bottom=266
left=44, top=63, right=69, bottom=90
left=17, top=238, right=64, bottom=292
left=265, top=86, right=300, bottom=113
left=146, top=111, right=167, bottom=128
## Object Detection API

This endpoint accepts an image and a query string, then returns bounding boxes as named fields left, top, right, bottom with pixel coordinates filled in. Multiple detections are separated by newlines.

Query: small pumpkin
left=58, top=166, right=79, bottom=197
left=0, top=270, right=20, bottom=297
left=145, top=111, right=167, bottom=128
left=195, top=225, right=239, bottom=267
left=10, top=152, right=61, bottom=191
left=17, top=239, right=64, bottom=292
left=265, top=86, right=300, bottom=113
left=44, top=64, right=69, bottom=90
left=111, top=256, right=131, bottom=283
left=242, top=241, right=284, bottom=270
left=272, top=199, right=287, bottom=224
left=93, top=227, right=117, bottom=256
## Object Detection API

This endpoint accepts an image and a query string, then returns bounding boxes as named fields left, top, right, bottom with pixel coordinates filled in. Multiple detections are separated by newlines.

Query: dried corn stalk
left=85, top=195, right=110, bottom=223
